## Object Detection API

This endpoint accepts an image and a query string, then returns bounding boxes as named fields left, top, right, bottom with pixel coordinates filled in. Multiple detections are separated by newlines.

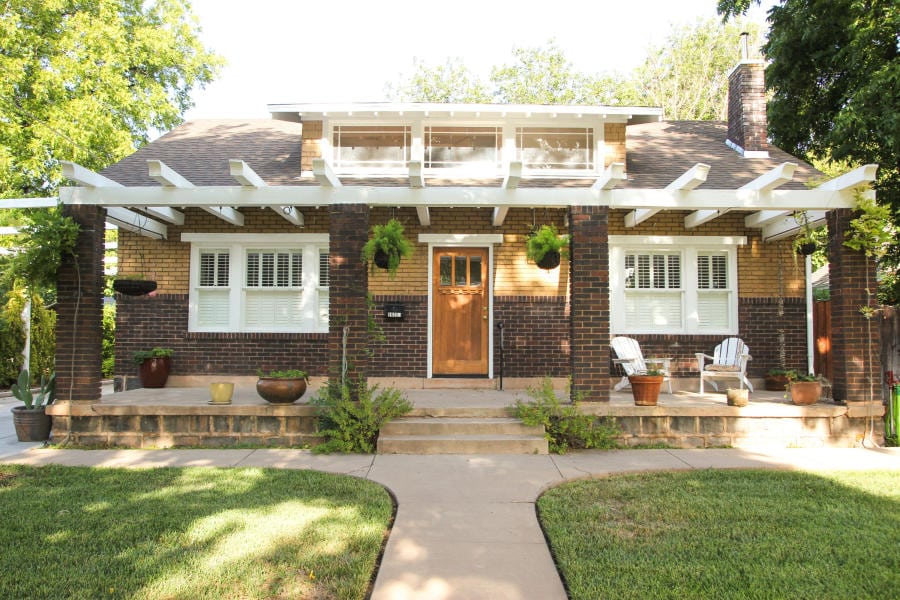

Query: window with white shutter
left=611, top=236, right=742, bottom=335
left=186, top=234, right=329, bottom=333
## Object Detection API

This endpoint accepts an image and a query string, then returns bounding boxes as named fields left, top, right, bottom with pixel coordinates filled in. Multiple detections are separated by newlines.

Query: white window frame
left=610, top=236, right=745, bottom=335
left=184, top=233, right=329, bottom=333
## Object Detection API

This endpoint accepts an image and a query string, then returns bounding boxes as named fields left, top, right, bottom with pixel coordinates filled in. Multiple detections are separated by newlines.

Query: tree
left=0, top=0, right=223, bottom=197
left=720, top=0, right=900, bottom=303
left=629, top=18, right=764, bottom=120
left=387, top=58, right=491, bottom=103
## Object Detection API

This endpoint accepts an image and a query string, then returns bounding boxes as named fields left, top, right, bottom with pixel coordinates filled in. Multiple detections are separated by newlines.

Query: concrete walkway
left=2, top=445, right=898, bottom=600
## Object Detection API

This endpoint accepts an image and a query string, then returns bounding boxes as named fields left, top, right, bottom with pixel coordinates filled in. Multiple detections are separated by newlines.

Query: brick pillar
left=828, top=209, right=881, bottom=402
left=55, top=205, right=106, bottom=401
left=569, top=205, right=610, bottom=402
left=328, top=204, right=370, bottom=385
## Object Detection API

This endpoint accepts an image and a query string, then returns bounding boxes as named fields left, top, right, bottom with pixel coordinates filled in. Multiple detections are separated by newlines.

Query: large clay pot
left=628, top=375, right=664, bottom=406
left=790, top=381, right=822, bottom=405
left=256, top=377, right=307, bottom=404
left=11, top=406, right=52, bottom=442
left=138, top=357, right=171, bottom=388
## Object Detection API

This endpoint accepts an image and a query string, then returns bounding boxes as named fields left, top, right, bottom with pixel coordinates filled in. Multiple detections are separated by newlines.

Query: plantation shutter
left=244, top=249, right=304, bottom=330
left=318, top=250, right=330, bottom=326
left=197, top=251, right=230, bottom=328
left=624, top=251, right=683, bottom=331
left=697, top=253, right=731, bottom=330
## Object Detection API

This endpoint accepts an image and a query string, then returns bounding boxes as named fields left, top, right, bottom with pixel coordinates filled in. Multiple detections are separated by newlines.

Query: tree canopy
left=0, top=0, right=223, bottom=197
left=387, top=19, right=762, bottom=120
left=720, top=0, right=899, bottom=303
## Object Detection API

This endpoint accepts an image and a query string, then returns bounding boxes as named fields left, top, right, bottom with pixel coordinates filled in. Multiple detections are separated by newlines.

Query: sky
left=183, top=0, right=773, bottom=120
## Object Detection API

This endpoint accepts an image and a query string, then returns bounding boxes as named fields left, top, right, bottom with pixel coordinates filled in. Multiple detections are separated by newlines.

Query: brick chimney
left=725, top=33, right=769, bottom=158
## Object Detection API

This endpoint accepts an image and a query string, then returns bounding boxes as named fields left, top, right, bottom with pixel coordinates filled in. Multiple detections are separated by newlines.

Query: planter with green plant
left=362, top=218, right=414, bottom=279
left=133, top=348, right=174, bottom=388
left=526, top=224, right=568, bottom=270
left=628, top=369, right=665, bottom=406
left=9, top=369, right=55, bottom=442
left=788, top=372, right=822, bottom=405
left=256, top=369, right=309, bottom=404
left=792, top=211, right=818, bottom=256
left=765, top=368, right=796, bottom=391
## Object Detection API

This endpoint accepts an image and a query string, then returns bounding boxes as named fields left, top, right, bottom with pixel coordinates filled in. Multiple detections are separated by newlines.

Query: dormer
left=268, top=103, right=662, bottom=179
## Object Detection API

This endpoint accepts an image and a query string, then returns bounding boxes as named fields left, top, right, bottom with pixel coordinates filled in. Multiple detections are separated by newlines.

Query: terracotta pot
left=256, top=377, right=307, bottom=404
left=536, top=249, right=561, bottom=270
left=765, top=374, right=790, bottom=391
left=629, top=375, right=664, bottom=406
left=138, top=357, right=171, bottom=388
left=790, top=381, right=822, bottom=405
left=726, top=388, right=749, bottom=407
left=11, top=406, right=52, bottom=442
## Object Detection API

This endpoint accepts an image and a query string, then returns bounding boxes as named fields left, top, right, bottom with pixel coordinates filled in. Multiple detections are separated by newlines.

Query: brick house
left=49, top=57, right=879, bottom=406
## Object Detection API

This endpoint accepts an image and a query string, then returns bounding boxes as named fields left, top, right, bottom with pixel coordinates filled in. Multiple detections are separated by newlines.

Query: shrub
left=513, top=377, right=620, bottom=454
left=0, top=287, right=56, bottom=386
left=311, top=378, right=412, bottom=453
left=102, top=304, right=115, bottom=378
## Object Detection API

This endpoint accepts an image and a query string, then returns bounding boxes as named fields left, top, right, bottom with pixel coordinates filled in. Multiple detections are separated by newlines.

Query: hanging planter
left=795, top=241, right=817, bottom=256
left=113, top=279, right=157, bottom=296
left=526, top=224, right=568, bottom=271
left=362, top=218, right=414, bottom=279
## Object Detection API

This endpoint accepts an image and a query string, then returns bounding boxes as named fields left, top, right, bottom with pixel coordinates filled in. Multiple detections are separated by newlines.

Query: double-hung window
left=186, top=234, right=329, bottom=333
left=610, top=236, right=743, bottom=335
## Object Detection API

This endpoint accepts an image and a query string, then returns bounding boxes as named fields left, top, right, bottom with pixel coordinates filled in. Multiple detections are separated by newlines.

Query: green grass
left=538, top=470, right=900, bottom=600
left=0, top=465, right=393, bottom=599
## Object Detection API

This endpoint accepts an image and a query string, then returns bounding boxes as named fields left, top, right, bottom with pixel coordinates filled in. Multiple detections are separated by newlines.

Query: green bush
left=311, top=378, right=412, bottom=453
left=0, top=303, right=25, bottom=387
left=102, top=304, right=115, bottom=377
left=513, top=377, right=620, bottom=454
left=0, top=287, right=56, bottom=386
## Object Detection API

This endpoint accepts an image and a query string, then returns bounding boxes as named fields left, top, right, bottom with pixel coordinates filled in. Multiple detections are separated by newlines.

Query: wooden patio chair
left=611, top=336, right=673, bottom=394
left=696, top=337, right=753, bottom=393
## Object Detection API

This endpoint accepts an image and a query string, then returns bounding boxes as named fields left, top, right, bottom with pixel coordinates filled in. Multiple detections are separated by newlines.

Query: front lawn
left=0, top=465, right=393, bottom=599
left=538, top=470, right=899, bottom=600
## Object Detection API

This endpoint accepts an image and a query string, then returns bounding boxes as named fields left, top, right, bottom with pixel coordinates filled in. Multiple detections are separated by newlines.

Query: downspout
left=805, top=255, right=814, bottom=374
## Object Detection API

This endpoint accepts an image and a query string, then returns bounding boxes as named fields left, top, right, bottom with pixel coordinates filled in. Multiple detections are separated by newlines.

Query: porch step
left=377, top=417, right=548, bottom=454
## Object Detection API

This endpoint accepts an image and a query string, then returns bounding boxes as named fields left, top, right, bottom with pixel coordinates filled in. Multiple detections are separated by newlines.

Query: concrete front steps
left=377, top=416, right=548, bottom=454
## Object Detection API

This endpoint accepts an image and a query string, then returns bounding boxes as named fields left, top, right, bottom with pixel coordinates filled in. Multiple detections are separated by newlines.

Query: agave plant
left=10, top=369, right=56, bottom=410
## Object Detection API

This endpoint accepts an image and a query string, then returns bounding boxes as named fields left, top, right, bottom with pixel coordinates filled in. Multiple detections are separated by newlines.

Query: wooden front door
left=432, top=247, right=489, bottom=376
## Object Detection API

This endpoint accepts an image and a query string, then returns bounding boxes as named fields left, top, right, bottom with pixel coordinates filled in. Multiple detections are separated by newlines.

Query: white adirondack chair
left=696, top=337, right=753, bottom=393
left=611, top=336, right=673, bottom=394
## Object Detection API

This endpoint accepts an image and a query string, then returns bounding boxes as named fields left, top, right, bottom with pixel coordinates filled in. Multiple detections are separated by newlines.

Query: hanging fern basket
left=536, top=249, right=561, bottom=270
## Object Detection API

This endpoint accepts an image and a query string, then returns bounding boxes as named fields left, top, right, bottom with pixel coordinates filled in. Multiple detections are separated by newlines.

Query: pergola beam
left=761, top=210, right=827, bottom=242
left=816, top=164, right=878, bottom=191
left=688, top=162, right=796, bottom=229
left=106, top=207, right=168, bottom=239
left=493, top=162, right=523, bottom=226
left=408, top=160, right=430, bottom=226
left=62, top=161, right=122, bottom=188
left=229, top=159, right=301, bottom=226
left=591, top=162, right=625, bottom=191
left=148, top=160, right=243, bottom=226
left=626, top=163, right=709, bottom=227
left=313, top=158, right=342, bottom=187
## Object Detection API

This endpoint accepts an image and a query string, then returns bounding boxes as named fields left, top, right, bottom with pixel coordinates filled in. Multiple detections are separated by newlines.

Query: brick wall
left=57, top=206, right=106, bottom=401
left=494, top=296, right=570, bottom=377
left=115, top=294, right=328, bottom=377
left=369, top=295, right=428, bottom=376
left=604, top=123, right=626, bottom=167
left=301, top=120, right=323, bottom=172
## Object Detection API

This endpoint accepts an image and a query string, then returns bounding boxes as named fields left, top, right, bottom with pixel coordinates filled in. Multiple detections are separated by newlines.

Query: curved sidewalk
left=3, top=447, right=899, bottom=599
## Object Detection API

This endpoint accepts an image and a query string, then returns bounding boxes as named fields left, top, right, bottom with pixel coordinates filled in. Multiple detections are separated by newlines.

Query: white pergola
left=3, top=160, right=877, bottom=242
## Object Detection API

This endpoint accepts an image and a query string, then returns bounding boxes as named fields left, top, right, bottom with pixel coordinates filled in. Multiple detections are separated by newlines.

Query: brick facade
left=114, top=294, right=328, bottom=378
left=494, top=296, right=570, bottom=377
left=369, top=295, right=428, bottom=377
left=828, top=209, right=880, bottom=402
left=569, top=205, right=611, bottom=401
left=56, top=205, right=106, bottom=401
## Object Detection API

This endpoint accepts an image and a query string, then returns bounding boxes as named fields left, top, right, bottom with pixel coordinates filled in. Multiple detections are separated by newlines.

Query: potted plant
left=9, top=369, right=55, bottom=442
left=765, top=368, right=796, bottom=392
left=788, top=372, right=822, bottom=405
left=256, top=369, right=309, bottom=404
left=628, top=368, right=665, bottom=406
left=526, top=224, right=568, bottom=270
left=133, top=348, right=174, bottom=388
left=112, top=274, right=157, bottom=296
left=362, top=218, right=413, bottom=279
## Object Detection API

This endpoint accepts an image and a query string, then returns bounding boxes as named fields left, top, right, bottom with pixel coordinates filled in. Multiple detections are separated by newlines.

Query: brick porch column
left=827, top=209, right=881, bottom=402
left=328, top=204, right=370, bottom=385
left=569, top=205, right=610, bottom=402
left=55, top=205, right=106, bottom=401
